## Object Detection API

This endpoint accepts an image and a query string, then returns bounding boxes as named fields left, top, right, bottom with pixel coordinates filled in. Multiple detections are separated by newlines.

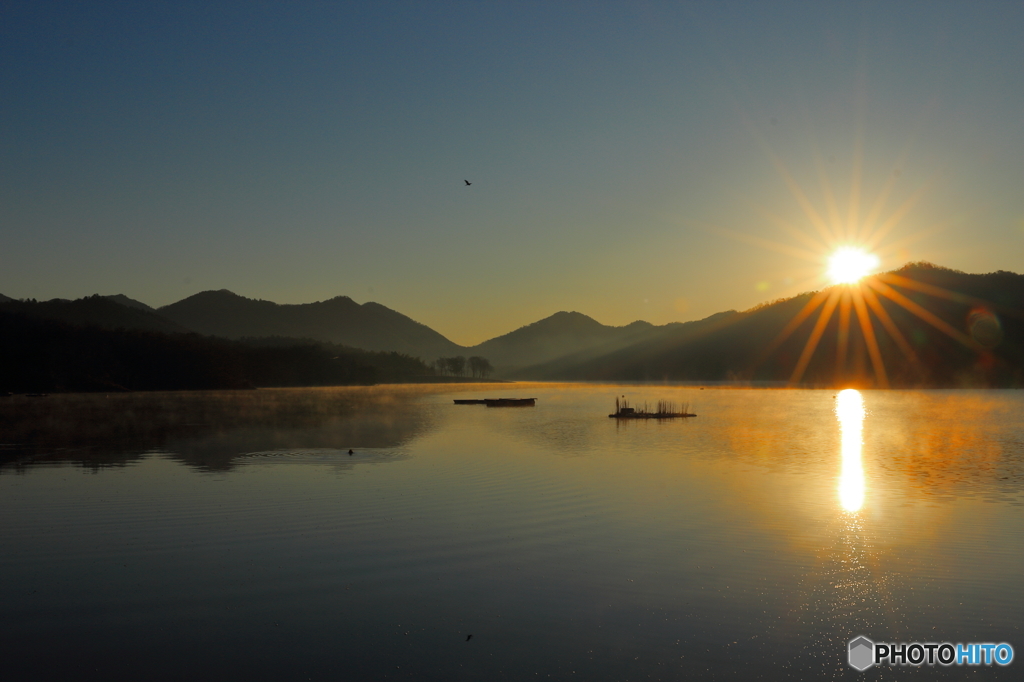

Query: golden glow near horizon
left=836, top=389, right=866, bottom=512
left=828, top=247, right=880, bottom=285
left=723, top=127, right=994, bottom=390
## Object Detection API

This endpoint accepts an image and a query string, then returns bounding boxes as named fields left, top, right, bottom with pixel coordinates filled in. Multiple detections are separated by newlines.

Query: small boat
left=453, top=399, right=487, bottom=405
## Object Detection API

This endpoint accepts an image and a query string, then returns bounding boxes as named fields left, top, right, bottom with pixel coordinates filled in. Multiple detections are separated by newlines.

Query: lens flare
left=828, top=247, right=880, bottom=284
left=836, top=388, right=865, bottom=512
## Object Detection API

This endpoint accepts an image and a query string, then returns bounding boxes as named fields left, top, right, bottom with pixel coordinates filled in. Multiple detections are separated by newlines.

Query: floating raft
left=609, top=397, right=694, bottom=419
left=454, top=398, right=536, bottom=407
left=485, top=398, right=536, bottom=407
left=609, top=408, right=695, bottom=419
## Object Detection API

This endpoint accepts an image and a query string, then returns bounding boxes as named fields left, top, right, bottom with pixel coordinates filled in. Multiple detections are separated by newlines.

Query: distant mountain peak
left=181, top=289, right=242, bottom=299
left=157, top=290, right=462, bottom=359
left=183, top=289, right=272, bottom=305
left=103, top=294, right=156, bottom=313
left=529, top=310, right=601, bottom=328
left=895, top=261, right=960, bottom=274
left=2, top=294, right=190, bottom=334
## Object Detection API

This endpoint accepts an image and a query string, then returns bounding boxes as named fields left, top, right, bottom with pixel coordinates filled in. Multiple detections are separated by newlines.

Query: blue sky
left=3, top=1, right=1023, bottom=344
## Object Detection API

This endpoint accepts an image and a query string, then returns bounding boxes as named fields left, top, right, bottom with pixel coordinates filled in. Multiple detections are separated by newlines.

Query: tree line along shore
left=0, top=306, right=491, bottom=393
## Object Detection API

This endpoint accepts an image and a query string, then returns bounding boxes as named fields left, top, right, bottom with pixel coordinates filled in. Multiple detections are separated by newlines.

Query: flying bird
left=466, top=634, right=473, bottom=642
left=464, top=180, right=472, bottom=186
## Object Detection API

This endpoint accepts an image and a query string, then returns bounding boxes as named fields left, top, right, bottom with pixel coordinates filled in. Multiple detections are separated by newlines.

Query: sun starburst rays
left=693, top=103, right=998, bottom=388
left=835, top=294, right=853, bottom=383
left=859, top=285, right=917, bottom=364
left=851, top=288, right=888, bottom=387
left=789, top=287, right=842, bottom=384
left=765, top=269, right=995, bottom=387
left=733, top=141, right=996, bottom=387
left=864, top=278, right=984, bottom=352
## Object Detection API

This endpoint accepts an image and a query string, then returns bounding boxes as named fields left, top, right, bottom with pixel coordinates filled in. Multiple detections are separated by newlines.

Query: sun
left=694, top=114, right=985, bottom=389
left=828, top=247, right=880, bottom=285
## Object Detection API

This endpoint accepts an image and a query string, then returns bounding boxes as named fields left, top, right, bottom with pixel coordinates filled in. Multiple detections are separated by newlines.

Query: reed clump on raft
left=609, top=397, right=696, bottom=419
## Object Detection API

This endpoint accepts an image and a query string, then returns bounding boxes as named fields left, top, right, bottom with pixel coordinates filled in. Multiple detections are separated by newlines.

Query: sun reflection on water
left=836, top=389, right=866, bottom=512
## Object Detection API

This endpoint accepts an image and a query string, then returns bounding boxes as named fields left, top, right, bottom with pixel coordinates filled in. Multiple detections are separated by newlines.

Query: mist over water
left=2, top=385, right=1022, bottom=680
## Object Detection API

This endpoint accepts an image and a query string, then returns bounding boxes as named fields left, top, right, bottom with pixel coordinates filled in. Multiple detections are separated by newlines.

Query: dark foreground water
left=1, top=385, right=1022, bottom=681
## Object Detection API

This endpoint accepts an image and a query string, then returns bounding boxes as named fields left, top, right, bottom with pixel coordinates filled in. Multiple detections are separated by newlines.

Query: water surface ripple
left=2, top=385, right=1022, bottom=680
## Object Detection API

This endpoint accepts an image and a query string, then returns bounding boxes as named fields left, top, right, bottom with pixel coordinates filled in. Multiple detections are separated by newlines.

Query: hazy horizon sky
left=3, top=1, right=1023, bottom=345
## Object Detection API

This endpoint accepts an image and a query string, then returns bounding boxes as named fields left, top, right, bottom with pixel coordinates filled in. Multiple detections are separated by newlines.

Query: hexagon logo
left=848, top=636, right=875, bottom=671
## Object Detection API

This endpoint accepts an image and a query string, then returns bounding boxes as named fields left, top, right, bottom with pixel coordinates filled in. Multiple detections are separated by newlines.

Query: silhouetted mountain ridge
left=103, top=294, right=157, bottom=313
left=524, top=263, right=1024, bottom=387
left=473, top=310, right=675, bottom=372
left=154, top=291, right=682, bottom=372
left=0, top=295, right=191, bottom=334
left=158, top=290, right=463, bottom=360
left=1, top=289, right=682, bottom=374
left=7, top=262, right=1023, bottom=387
left=511, top=310, right=739, bottom=379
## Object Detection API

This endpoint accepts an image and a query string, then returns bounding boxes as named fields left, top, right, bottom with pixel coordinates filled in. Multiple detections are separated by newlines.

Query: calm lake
left=2, top=385, right=1022, bottom=681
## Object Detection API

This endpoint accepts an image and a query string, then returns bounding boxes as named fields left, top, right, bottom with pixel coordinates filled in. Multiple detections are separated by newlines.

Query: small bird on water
left=464, top=179, right=472, bottom=186
left=348, top=449, right=354, bottom=455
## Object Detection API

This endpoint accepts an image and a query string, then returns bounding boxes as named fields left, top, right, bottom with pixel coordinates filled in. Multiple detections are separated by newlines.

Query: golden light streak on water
left=836, top=388, right=866, bottom=512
